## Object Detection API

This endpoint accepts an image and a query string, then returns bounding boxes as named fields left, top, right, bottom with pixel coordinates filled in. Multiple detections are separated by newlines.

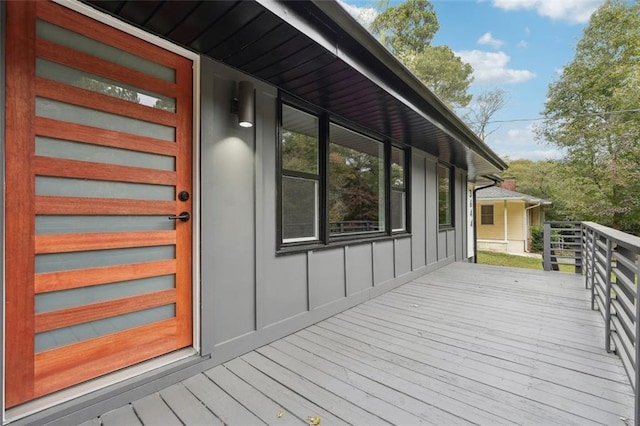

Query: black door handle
left=168, top=212, right=190, bottom=222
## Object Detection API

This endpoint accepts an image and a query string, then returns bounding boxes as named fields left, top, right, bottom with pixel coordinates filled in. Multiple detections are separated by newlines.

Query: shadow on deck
left=90, top=262, right=633, bottom=425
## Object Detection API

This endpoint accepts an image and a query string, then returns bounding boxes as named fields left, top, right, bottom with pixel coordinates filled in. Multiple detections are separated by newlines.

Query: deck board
left=130, top=393, right=182, bottom=426
left=99, top=404, right=141, bottom=426
left=95, top=262, right=634, bottom=425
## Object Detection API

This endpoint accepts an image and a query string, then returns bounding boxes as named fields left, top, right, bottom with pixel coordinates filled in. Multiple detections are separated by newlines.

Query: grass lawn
left=477, top=250, right=576, bottom=273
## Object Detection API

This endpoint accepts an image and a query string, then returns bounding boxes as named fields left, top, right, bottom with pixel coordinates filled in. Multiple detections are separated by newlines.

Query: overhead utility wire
left=486, top=108, right=640, bottom=124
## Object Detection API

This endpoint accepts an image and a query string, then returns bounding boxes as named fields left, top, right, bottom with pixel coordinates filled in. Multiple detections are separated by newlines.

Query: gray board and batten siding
left=199, top=56, right=468, bottom=365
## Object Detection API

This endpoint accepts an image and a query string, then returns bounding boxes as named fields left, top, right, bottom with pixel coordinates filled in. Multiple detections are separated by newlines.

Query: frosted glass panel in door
left=35, top=305, right=176, bottom=352
left=35, top=246, right=176, bottom=273
left=36, top=20, right=176, bottom=82
left=36, top=137, right=175, bottom=170
left=36, top=216, right=175, bottom=234
left=36, top=98, right=176, bottom=141
left=36, top=59, right=176, bottom=111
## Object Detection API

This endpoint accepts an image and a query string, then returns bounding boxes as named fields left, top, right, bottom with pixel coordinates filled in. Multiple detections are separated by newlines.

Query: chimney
left=501, top=177, right=516, bottom=191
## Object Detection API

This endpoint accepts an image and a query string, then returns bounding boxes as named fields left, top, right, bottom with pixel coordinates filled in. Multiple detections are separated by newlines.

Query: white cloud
left=497, top=148, right=564, bottom=161
left=492, top=0, right=604, bottom=24
left=517, top=40, right=528, bottom=48
left=337, top=0, right=378, bottom=29
left=456, top=50, right=536, bottom=85
left=524, top=26, right=531, bottom=36
left=477, top=32, right=505, bottom=49
left=487, top=124, right=564, bottom=161
left=487, top=124, right=564, bottom=160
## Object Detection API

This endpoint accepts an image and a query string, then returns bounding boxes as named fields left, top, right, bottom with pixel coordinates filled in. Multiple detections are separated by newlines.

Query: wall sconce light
left=231, top=81, right=255, bottom=128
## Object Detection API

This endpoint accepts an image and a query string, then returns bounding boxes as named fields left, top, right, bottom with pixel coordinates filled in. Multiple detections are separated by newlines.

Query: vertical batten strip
left=5, top=1, right=37, bottom=407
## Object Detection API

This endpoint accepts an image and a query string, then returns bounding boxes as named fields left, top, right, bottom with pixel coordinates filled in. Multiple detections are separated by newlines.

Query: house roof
left=476, top=186, right=552, bottom=205
left=83, top=0, right=506, bottom=181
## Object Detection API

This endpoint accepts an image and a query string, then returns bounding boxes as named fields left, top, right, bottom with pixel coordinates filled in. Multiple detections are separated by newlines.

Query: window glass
left=329, top=124, right=385, bottom=235
left=281, top=105, right=319, bottom=243
left=391, top=147, right=406, bottom=231
left=282, top=105, right=318, bottom=174
left=282, top=177, right=318, bottom=241
left=480, top=205, right=494, bottom=225
left=438, top=164, right=452, bottom=227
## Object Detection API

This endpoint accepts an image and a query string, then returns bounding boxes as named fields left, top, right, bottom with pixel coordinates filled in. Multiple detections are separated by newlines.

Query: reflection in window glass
left=329, top=124, right=385, bottom=235
left=438, top=164, right=452, bottom=227
left=391, top=147, right=406, bottom=231
left=281, top=105, right=319, bottom=243
left=36, top=59, right=176, bottom=111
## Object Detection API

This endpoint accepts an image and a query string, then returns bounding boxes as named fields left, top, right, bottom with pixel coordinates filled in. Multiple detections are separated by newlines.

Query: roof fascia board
left=477, top=198, right=528, bottom=202
left=256, top=0, right=506, bottom=171
left=478, top=197, right=551, bottom=204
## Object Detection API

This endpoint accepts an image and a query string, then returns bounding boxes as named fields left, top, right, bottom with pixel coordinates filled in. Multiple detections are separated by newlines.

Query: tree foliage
left=413, top=46, right=473, bottom=109
left=370, top=0, right=473, bottom=109
left=370, top=0, right=439, bottom=62
left=464, top=88, right=508, bottom=140
left=502, top=159, right=576, bottom=222
left=537, top=0, right=640, bottom=231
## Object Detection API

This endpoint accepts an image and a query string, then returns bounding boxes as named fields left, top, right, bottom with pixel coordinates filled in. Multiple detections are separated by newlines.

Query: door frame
left=2, top=0, right=201, bottom=421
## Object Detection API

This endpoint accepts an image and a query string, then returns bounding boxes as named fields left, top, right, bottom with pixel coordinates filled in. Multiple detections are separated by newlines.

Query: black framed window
left=281, top=105, right=320, bottom=243
left=391, top=146, right=407, bottom=232
left=329, top=123, right=385, bottom=236
left=438, top=163, right=453, bottom=228
left=480, top=204, right=494, bottom=225
left=278, top=96, right=410, bottom=249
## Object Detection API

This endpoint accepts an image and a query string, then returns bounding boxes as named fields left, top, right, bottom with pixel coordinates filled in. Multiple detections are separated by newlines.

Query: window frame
left=438, top=163, right=454, bottom=230
left=480, top=204, right=494, bottom=225
left=390, top=144, right=409, bottom=233
left=277, top=93, right=411, bottom=252
left=276, top=98, right=326, bottom=250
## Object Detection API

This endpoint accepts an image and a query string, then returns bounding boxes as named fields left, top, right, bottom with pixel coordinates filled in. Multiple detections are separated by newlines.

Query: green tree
left=413, top=46, right=473, bottom=109
left=503, top=159, right=576, bottom=222
left=370, top=0, right=473, bottom=109
left=537, top=0, right=640, bottom=232
left=370, top=0, right=439, bottom=63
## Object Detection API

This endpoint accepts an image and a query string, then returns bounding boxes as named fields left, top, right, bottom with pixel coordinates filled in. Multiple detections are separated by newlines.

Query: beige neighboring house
left=476, top=183, right=551, bottom=254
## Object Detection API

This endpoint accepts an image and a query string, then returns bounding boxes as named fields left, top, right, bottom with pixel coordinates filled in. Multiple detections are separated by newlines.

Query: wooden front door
left=5, top=1, right=193, bottom=407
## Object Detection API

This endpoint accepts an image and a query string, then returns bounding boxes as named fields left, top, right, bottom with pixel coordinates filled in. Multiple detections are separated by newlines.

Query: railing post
left=575, top=225, right=583, bottom=275
left=590, top=230, right=597, bottom=310
left=543, top=222, right=551, bottom=271
left=604, top=238, right=612, bottom=353
left=635, top=251, right=640, bottom=426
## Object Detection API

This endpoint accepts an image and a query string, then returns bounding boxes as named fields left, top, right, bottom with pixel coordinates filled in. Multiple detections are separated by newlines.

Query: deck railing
left=542, top=221, right=583, bottom=273
left=545, top=221, right=640, bottom=424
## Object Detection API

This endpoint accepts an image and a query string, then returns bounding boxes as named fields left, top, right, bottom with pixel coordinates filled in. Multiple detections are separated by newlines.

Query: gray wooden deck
left=92, top=262, right=634, bottom=425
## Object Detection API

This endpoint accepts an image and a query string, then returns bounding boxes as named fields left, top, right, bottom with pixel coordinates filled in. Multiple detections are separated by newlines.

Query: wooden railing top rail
left=582, top=221, right=640, bottom=251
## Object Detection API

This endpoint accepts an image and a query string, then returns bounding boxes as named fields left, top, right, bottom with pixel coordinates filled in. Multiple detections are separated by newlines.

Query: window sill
left=277, top=232, right=412, bottom=256
left=439, top=226, right=455, bottom=232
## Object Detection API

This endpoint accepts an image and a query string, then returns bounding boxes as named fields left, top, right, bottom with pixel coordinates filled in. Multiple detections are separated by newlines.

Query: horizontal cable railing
left=558, top=221, right=640, bottom=425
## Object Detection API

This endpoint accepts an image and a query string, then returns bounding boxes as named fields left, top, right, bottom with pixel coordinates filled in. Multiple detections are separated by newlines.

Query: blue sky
left=338, top=0, right=606, bottom=161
